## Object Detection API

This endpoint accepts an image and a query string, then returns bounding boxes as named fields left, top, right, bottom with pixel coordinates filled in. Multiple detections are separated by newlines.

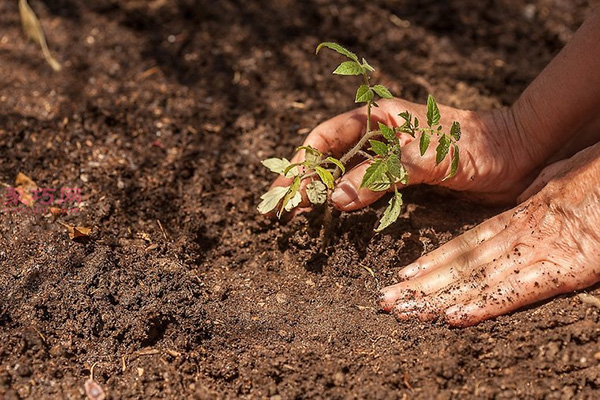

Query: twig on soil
left=121, top=355, right=127, bottom=373
left=403, top=371, right=413, bottom=390
left=32, top=326, right=46, bottom=344
left=156, top=219, right=169, bottom=241
left=135, top=348, right=161, bottom=356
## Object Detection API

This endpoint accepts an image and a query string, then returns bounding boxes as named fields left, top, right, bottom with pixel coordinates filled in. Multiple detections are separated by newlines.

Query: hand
left=380, top=142, right=600, bottom=326
left=270, top=98, right=541, bottom=216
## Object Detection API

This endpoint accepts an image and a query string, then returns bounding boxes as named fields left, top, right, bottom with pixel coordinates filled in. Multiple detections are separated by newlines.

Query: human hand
left=270, top=98, right=541, bottom=217
left=380, top=142, right=600, bottom=326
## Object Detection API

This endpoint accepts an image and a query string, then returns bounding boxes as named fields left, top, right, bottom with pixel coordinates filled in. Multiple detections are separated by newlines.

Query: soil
left=1, top=0, right=600, bottom=398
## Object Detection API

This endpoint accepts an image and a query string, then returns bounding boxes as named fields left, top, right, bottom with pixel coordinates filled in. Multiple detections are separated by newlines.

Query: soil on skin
left=1, top=0, right=600, bottom=398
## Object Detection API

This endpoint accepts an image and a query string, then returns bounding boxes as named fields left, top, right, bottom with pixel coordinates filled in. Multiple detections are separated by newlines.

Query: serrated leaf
left=262, top=158, right=298, bottom=177
left=355, top=85, right=373, bottom=103
left=333, top=61, right=365, bottom=75
left=426, top=94, right=440, bottom=127
left=279, top=177, right=301, bottom=217
left=373, top=85, right=393, bottom=99
left=326, top=156, right=345, bottom=174
left=361, top=160, right=387, bottom=189
left=19, top=0, right=61, bottom=72
left=284, top=191, right=302, bottom=211
left=398, top=123, right=414, bottom=136
left=316, top=42, right=359, bottom=62
left=296, top=145, right=322, bottom=157
left=315, top=166, right=335, bottom=189
left=443, top=144, right=460, bottom=181
left=306, top=180, right=327, bottom=204
left=386, top=154, right=403, bottom=179
left=296, top=145, right=322, bottom=166
left=435, top=135, right=451, bottom=165
left=377, top=122, right=396, bottom=142
left=450, top=121, right=461, bottom=141
left=375, top=191, right=403, bottom=232
left=419, top=132, right=430, bottom=156
left=369, top=180, right=392, bottom=192
left=369, top=140, right=388, bottom=156
left=399, top=111, right=411, bottom=122
left=257, top=185, right=289, bottom=214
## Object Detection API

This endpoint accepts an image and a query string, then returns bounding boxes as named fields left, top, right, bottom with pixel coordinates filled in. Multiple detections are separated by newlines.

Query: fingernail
left=331, top=180, right=358, bottom=207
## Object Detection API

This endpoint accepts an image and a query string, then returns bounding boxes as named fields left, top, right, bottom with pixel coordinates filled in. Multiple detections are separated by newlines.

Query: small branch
left=357, top=150, right=374, bottom=160
left=333, top=130, right=382, bottom=180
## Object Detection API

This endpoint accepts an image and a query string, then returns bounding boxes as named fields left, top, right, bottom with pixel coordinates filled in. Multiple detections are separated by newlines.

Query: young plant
left=258, top=42, right=461, bottom=232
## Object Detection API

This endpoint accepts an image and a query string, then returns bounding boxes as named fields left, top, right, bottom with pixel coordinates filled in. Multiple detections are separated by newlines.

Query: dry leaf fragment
left=19, top=0, right=62, bottom=71
left=59, top=222, right=91, bottom=240
left=84, top=378, right=106, bottom=400
left=15, top=172, right=38, bottom=207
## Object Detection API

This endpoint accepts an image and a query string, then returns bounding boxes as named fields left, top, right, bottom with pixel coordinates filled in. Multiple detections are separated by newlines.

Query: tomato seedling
left=259, top=42, right=461, bottom=233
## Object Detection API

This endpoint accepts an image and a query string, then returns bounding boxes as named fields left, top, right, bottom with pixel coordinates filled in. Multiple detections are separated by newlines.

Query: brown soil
left=2, top=0, right=600, bottom=398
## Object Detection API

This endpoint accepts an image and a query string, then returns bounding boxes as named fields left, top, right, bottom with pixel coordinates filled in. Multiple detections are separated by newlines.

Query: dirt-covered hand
left=270, top=98, right=541, bottom=215
left=380, top=142, right=600, bottom=327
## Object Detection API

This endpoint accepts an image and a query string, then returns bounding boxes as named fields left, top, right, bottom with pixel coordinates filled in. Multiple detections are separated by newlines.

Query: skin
left=271, top=7, right=600, bottom=325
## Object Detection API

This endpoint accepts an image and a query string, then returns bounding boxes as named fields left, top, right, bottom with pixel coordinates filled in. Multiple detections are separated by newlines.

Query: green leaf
left=283, top=162, right=303, bottom=177
left=399, top=111, right=411, bottom=122
left=450, top=121, right=461, bottom=141
left=414, top=117, right=420, bottom=128
left=296, top=145, right=322, bottom=157
left=373, top=85, right=393, bottom=99
left=419, top=132, right=430, bottom=156
left=333, top=61, right=365, bottom=76
left=369, top=140, right=388, bottom=156
left=316, top=42, right=359, bottom=62
left=387, top=154, right=403, bottom=179
left=284, top=191, right=302, bottom=212
left=279, top=177, right=301, bottom=217
left=426, top=94, right=441, bottom=127
left=315, top=166, right=335, bottom=189
left=355, top=85, right=374, bottom=103
left=375, top=191, right=403, bottom=232
left=262, top=158, right=298, bottom=177
left=306, top=180, right=327, bottom=205
left=362, top=58, right=375, bottom=72
left=435, top=134, right=451, bottom=165
left=361, top=160, right=388, bottom=189
left=378, top=122, right=396, bottom=142
left=325, top=156, right=345, bottom=174
left=257, top=185, right=289, bottom=214
left=443, top=144, right=460, bottom=181
left=296, top=145, right=322, bottom=166
left=369, top=179, right=392, bottom=192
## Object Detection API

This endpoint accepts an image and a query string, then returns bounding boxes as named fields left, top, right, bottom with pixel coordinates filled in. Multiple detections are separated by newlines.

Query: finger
left=380, top=226, right=517, bottom=310
left=398, top=209, right=513, bottom=279
left=296, top=101, right=402, bottom=160
left=330, top=160, right=387, bottom=211
left=517, top=158, right=569, bottom=203
left=270, top=102, right=403, bottom=210
left=444, top=260, right=591, bottom=327
left=392, top=244, right=535, bottom=321
left=331, top=135, right=460, bottom=211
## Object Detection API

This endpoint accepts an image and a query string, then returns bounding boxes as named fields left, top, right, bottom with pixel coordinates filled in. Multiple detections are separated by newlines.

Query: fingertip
left=444, top=303, right=482, bottom=327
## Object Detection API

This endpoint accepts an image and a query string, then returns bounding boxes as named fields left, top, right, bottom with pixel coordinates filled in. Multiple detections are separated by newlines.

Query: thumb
left=516, top=158, right=569, bottom=203
left=331, top=140, right=449, bottom=212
